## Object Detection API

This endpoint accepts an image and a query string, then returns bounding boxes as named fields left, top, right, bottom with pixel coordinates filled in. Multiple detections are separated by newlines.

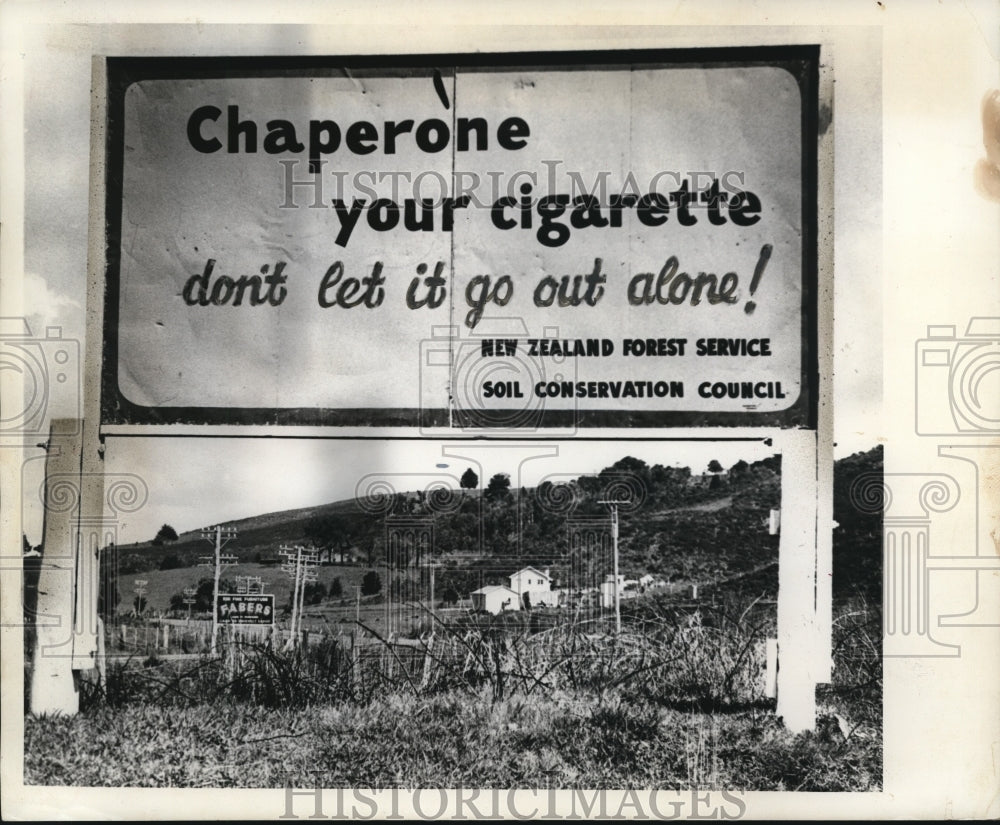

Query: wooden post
left=350, top=632, right=360, bottom=685
left=30, top=420, right=82, bottom=714
left=290, top=546, right=302, bottom=644
left=813, top=51, right=836, bottom=687
left=210, top=527, right=221, bottom=655
left=421, top=633, right=435, bottom=690
left=776, top=429, right=819, bottom=732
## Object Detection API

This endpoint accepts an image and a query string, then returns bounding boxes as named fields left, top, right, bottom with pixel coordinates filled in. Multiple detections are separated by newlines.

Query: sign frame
left=98, top=47, right=820, bottom=432
left=215, top=593, right=275, bottom=626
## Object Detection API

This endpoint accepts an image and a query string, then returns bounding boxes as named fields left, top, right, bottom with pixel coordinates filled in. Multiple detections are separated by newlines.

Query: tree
left=484, top=472, right=512, bottom=502
left=159, top=553, right=185, bottom=570
left=440, top=584, right=460, bottom=607
left=329, top=577, right=343, bottom=598
left=729, top=459, right=750, bottom=480
left=361, top=570, right=382, bottom=596
left=303, top=582, right=327, bottom=605
left=152, top=524, right=178, bottom=545
left=460, top=467, right=479, bottom=491
left=304, top=514, right=352, bottom=551
left=195, top=577, right=216, bottom=610
left=706, top=459, right=725, bottom=490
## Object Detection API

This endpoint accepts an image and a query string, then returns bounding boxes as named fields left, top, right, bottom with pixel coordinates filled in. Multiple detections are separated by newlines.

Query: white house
left=471, top=585, right=520, bottom=614
left=508, top=567, right=557, bottom=607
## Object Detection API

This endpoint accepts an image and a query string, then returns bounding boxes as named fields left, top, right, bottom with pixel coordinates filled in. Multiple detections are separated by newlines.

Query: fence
left=93, top=594, right=783, bottom=714
left=111, top=621, right=312, bottom=656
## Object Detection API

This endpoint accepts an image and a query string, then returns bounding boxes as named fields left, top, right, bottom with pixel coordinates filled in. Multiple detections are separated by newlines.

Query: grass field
left=24, top=593, right=881, bottom=790
left=117, top=562, right=373, bottom=616
left=25, top=448, right=883, bottom=791
left=24, top=690, right=878, bottom=790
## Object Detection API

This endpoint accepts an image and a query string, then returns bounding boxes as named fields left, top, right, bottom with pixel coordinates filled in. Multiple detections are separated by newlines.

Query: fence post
left=350, top=632, right=360, bottom=685
left=421, top=633, right=435, bottom=690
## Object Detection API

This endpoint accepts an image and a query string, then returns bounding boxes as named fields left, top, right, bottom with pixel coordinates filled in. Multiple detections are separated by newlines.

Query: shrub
left=159, top=553, right=185, bottom=571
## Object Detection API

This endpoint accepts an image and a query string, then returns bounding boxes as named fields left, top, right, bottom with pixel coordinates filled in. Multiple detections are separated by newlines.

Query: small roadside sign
left=216, top=593, right=274, bottom=625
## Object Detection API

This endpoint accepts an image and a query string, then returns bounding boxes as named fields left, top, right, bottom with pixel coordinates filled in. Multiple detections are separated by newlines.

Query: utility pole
left=280, top=545, right=301, bottom=642
left=297, top=550, right=318, bottom=641
left=280, top=545, right=318, bottom=647
left=199, top=525, right=238, bottom=655
left=292, top=549, right=303, bottom=638
left=598, top=498, right=622, bottom=634
left=235, top=575, right=265, bottom=595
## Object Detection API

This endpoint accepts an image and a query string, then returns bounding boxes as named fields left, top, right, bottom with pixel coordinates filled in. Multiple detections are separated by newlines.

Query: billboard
left=216, top=593, right=275, bottom=625
left=101, top=49, right=818, bottom=429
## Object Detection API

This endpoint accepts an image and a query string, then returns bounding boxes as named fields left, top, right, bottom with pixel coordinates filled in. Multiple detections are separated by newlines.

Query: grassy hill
left=115, top=562, right=373, bottom=617
left=103, top=446, right=882, bottom=616
left=113, top=497, right=373, bottom=574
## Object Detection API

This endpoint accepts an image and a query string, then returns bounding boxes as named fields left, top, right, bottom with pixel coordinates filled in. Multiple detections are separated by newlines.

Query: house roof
left=472, top=585, right=518, bottom=595
left=510, top=566, right=551, bottom=580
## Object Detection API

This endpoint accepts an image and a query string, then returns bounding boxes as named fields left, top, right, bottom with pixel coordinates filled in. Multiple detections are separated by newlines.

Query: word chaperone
left=187, top=105, right=530, bottom=172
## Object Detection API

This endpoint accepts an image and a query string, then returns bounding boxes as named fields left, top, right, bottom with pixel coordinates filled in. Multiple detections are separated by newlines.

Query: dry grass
left=25, top=594, right=881, bottom=791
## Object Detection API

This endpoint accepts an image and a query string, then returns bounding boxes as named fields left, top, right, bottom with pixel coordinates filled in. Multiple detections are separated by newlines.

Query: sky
left=9, top=22, right=884, bottom=545
left=94, top=437, right=780, bottom=542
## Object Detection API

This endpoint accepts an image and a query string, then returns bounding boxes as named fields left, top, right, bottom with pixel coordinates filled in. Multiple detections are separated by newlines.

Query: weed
left=26, top=594, right=880, bottom=790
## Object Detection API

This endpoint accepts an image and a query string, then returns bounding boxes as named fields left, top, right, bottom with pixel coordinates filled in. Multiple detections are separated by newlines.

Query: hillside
left=113, top=497, right=371, bottom=574
left=102, top=446, right=882, bottom=614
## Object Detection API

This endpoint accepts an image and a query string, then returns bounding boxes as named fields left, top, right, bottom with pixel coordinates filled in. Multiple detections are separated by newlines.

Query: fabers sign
left=216, top=594, right=275, bottom=625
left=100, top=49, right=818, bottom=430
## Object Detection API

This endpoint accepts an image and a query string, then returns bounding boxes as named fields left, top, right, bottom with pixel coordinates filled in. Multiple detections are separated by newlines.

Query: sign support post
left=29, top=421, right=83, bottom=715
left=776, top=428, right=820, bottom=733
